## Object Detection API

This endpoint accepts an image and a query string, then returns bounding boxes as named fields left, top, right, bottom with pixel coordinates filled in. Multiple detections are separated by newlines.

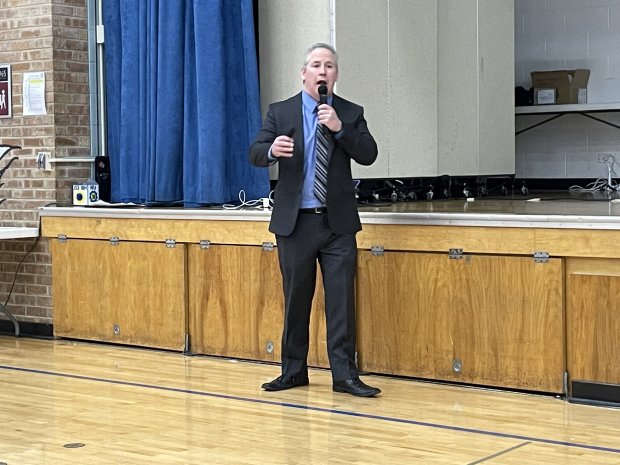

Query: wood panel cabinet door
left=188, top=245, right=329, bottom=368
left=357, top=251, right=564, bottom=392
left=567, top=258, right=620, bottom=385
left=50, top=239, right=186, bottom=350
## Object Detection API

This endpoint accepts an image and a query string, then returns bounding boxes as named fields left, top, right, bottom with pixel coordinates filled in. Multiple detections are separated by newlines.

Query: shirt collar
left=302, top=89, right=333, bottom=112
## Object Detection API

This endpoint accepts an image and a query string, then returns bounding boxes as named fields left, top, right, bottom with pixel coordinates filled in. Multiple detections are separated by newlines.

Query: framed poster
left=0, top=64, right=11, bottom=118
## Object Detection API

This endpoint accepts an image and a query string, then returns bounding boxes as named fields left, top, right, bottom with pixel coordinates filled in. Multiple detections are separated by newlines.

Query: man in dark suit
left=248, top=43, right=380, bottom=397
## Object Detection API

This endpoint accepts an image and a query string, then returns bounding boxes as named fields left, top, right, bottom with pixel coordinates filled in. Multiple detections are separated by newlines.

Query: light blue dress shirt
left=268, top=90, right=343, bottom=208
left=300, top=90, right=330, bottom=208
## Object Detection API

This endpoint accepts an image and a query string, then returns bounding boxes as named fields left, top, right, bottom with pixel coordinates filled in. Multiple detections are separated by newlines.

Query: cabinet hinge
left=165, top=238, right=176, bottom=248
left=199, top=239, right=211, bottom=249
left=449, top=248, right=463, bottom=259
left=563, top=371, right=568, bottom=395
left=57, top=234, right=67, bottom=244
left=262, top=241, right=274, bottom=252
left=534, top=251, right=549, bottom=263
left=110, top=236, right=120, bottom=246
left=371, top=245, right=384, bottom=256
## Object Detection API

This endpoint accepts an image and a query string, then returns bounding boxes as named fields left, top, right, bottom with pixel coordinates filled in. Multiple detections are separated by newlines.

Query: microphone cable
left=222, top=190, right=274, bottom=210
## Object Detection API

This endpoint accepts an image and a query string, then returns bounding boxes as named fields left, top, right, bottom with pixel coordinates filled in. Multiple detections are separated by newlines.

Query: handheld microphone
left=318, top=85, right=328, bottom=130
left=318, top=84, right=328, bottom=105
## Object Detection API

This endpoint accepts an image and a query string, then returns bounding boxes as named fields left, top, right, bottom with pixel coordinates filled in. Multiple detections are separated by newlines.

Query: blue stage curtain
left=103, top=0, right=269, bottom=206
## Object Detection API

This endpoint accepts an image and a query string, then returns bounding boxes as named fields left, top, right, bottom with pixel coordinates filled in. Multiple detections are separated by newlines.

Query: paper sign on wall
left=23, top=71, right=47, bottom=116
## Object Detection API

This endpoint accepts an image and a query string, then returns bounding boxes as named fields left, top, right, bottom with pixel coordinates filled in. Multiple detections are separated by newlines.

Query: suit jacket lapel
left=292, top=93, right=304, bottom=159
left=326, top=94, right=340, bottom=156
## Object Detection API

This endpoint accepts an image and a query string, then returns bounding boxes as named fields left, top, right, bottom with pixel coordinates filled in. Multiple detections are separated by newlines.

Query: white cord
left=569, top=178, right=610, bottom=191
left=569, top=154, right=619, bottom=191
left=222, top=189, right=274, bottom=210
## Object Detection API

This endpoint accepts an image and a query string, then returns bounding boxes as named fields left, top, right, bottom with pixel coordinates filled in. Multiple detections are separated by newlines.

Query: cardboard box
left=531, top=69, right=590, bottom=104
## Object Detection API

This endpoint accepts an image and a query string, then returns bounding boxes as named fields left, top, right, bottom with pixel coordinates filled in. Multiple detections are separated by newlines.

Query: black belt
left=299, top=207, right=327, bottom=214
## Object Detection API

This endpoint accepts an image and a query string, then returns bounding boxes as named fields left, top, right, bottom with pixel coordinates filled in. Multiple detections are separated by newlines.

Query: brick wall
left=0, top=0, right=91, bottom=328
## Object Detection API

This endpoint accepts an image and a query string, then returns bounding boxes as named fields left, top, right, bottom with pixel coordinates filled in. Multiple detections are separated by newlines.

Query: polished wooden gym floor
left=1, top=336, right=619, bottom=464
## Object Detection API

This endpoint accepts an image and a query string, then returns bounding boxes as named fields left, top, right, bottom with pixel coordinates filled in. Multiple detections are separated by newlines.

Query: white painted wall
left=257, top=0, right=332, bottom=113
left=335, top=0, right=439, bottom=178
left=258, top=0, right=514, bottom=179
left=515, top=0, right=620, bottom=179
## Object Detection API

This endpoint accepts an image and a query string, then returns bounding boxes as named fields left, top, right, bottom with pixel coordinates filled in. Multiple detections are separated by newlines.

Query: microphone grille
left=318, top=84, right=328, bottom=95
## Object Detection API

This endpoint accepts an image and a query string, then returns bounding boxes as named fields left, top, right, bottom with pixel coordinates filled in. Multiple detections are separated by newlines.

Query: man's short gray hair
left=302, top=43, right=338, bottom=69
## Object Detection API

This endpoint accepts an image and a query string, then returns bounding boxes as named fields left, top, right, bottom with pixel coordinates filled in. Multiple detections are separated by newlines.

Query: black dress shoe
left=333, top=378, right=381, bottom=397
left=261, top=374, right=309, bottom=391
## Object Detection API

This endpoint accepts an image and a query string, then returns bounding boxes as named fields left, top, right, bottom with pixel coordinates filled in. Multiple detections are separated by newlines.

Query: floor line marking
left=1, top=364, right=619, bottom=455
left=467, top=441, right=532, bottom=464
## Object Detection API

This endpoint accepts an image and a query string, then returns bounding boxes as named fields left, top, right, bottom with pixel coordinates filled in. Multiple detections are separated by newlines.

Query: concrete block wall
left=0, top=0, right=91, bottom=328
left=515, top=0, right=620, bottom=179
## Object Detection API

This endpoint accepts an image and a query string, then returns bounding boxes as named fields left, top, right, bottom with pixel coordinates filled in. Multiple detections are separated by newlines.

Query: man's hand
left=317, top=104, right=343, bottom=133
left=270, top=135, right=294, bottom=158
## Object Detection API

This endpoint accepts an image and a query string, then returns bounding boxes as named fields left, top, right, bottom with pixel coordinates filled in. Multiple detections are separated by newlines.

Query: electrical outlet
left=36, top=151, right=52, bottom=170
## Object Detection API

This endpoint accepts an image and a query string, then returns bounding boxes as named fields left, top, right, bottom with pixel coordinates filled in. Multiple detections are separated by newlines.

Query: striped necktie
left=314, top=121, right=329, bottom=204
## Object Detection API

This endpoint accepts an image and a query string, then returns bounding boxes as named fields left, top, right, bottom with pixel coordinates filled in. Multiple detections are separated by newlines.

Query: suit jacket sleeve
left=333, top=105, right=377, bottom=167
left=248, top=104, right=277, bottom=167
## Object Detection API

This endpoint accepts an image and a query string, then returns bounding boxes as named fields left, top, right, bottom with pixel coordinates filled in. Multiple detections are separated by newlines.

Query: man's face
left=301, top=47, right=338, bottom=101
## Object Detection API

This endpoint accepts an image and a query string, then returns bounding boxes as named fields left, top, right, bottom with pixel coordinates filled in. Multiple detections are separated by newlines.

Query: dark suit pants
left=276, top=211, right=359, bottom=382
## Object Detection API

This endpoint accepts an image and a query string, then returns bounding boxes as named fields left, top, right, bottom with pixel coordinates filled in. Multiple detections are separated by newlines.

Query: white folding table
left=0, top=227, right=40, bottom=336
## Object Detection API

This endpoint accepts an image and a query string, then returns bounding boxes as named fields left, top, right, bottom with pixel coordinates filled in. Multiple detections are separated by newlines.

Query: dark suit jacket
left=249, top=92, right=377, bottom=236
